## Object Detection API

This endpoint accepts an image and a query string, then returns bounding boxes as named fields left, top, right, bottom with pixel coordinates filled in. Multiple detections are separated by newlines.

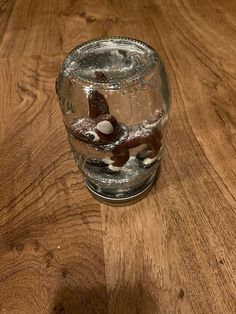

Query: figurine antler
left=88, top=90, right=110, bottom=118
left=88, top=71, right=110, bottom=118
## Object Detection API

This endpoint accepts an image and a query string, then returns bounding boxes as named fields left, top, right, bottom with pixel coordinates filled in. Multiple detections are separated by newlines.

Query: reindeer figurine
left=70, top=88, right=163, bottom=173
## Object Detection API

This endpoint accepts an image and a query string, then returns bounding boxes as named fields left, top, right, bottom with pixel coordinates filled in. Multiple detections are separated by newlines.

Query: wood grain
left=0, top=0, right=235, bottom=313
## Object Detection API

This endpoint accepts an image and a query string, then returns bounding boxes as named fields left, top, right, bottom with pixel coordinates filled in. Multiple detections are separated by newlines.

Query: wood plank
left=84, top=0, right=236, bottom=313
left=0, top=1, right=107, bottom=313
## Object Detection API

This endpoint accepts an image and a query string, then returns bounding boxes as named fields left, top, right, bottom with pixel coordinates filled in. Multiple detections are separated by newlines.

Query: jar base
left=84, top=170, right=159, bottom=206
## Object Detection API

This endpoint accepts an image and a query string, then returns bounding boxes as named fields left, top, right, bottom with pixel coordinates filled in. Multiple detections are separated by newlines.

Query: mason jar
left=56, top=37, right=170, bottom=205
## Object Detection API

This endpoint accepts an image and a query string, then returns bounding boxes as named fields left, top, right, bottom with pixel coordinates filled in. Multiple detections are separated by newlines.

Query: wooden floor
left=0, top=0, right=236, bottom=313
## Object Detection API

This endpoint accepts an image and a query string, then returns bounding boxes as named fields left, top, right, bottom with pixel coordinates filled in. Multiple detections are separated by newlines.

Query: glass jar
left=56, top=37, right=170, bottom=205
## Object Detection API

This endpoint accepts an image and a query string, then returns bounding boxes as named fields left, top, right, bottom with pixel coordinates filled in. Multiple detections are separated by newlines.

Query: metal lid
left=84, top=171, right=159, bottom=206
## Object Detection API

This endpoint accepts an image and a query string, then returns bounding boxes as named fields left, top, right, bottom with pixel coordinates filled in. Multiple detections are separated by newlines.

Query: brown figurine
left=70, top=72, right=163, bottom=172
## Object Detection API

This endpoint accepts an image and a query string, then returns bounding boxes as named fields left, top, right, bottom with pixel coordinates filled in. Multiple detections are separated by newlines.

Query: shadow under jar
left=56, top=37, right=170, bottom=205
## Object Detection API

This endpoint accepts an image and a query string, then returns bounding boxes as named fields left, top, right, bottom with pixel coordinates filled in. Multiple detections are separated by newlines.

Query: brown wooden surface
left=0, top=0, right=236, bottom=313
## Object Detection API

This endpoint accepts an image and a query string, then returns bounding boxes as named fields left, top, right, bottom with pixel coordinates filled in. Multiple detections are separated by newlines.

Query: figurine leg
left=103, top=149, right=130, bottom=173
left=142, top=138, right=162, bottom=168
